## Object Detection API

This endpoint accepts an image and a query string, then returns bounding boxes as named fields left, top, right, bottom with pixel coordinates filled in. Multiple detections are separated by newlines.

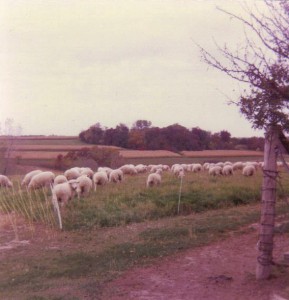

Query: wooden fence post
left=256, top=126, right=279, bottom=280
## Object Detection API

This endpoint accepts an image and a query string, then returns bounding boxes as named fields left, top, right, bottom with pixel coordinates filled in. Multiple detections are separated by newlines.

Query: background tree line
left=79, top=120, right=264, bottom=151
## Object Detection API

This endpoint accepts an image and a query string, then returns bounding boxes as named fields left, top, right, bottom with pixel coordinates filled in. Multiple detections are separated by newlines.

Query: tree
left=162, top=124, right=193, bottom=151
left=0, top=118, right=22, bottom=174
left=112, top=123, right=129, bottom=148
left=132, top=120, right=152, bottom=130
left=191, top=127, right=211, bottom=150
left=198, top=1, right=289, bottom=279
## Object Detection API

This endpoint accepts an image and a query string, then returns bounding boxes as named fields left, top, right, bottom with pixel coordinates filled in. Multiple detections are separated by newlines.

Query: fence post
left=256, top=126, right=279, bottom=280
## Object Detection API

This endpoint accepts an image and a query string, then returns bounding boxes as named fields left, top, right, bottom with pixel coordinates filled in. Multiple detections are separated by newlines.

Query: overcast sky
left=0, top=0, right=267, bottom=137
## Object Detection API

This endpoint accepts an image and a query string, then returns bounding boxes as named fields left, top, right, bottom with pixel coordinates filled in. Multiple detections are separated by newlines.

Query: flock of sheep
left=0, top=159, right=276, bottom=207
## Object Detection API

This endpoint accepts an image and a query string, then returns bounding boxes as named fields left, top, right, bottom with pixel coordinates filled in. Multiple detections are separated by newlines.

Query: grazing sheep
left=208, top=166, right=222, bottom=176
left=222, top=165, right=234, bottom=176
left=28, top=171, right=55, bottom=190
left=98, top=167, right=113, bottom=176
left=172, top=165, right=185, bottom=177
left=162, top=164, right=170, bottom=171
left=216, top=162, right=224, bottom=168
left=54, top=175, right=68, bottom=185
left=109, top=169, right=124, bottom=183
left=64, top=167, right=81, bottom=180
left=203, top=162, right=211, bottom=170
left=232, top=161, right=244, bottom=171
left=51, top=180, right=78, bottom=207
left=75, top=175, right=93, bottom=198
left=120, top=164, right=137, bottom=175
left=171, top=164, right=180, bottom=172
left=191, top=163, right=203, bottom=173
left=21, top=170, right=42, bottom=187
left=178, top=169, right=185, bottom=178
left=0, top=175, right=13, bottom=188
left=80, top=167, right=94, bottom=179
left=93, top=171, right=108, bottom=191
left=146, top=170, right=162, bottom=187
left=135, top=164, right=147, bottom=173
left=242, top=165, right=256, bottom=176
left=149, top=165, right=163, bottom=173
left=243, top=161, right=258, bottom=170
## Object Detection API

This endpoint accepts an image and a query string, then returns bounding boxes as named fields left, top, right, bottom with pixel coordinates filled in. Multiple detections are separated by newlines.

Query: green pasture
left=1, top=167, right=289, bottom=231
left=1, top=167, right=289, bottom=299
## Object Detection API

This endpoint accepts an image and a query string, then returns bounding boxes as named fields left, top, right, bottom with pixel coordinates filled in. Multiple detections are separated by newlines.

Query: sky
left=0, top=0, right=267, bottom=137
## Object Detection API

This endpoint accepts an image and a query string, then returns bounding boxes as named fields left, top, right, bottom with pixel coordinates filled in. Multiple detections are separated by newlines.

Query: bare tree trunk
left=3, top=136, right=14, bottom=175
left=256, top=126, right=279, bottom=280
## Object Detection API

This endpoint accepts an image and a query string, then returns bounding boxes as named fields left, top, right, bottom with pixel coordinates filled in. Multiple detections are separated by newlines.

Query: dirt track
left=102, top=229, right=289, bottom=300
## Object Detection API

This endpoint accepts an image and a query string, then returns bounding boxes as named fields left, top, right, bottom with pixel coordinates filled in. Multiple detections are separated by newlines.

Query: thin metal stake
left=177, top=175, right=183, bottom=214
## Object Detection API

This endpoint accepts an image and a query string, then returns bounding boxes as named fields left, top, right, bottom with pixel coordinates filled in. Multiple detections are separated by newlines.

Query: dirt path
left=102, top=230, right=289, bottom=300
left=1, top=211, right=289, bottom=300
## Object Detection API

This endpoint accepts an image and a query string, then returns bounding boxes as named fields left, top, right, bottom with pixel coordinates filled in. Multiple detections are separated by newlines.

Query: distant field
left=119, top=150, right=181, bottom=158
left=0, top=135, right=268, bottom=174
left=9, top=151, right=68, bottom=159
left=181, top=150, right=264, bottom=158
left=0, top=135, right=84, bottom=145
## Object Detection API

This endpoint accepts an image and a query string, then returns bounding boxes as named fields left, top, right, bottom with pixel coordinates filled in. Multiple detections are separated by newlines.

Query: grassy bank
left=1, top=168, right=289, bottom=231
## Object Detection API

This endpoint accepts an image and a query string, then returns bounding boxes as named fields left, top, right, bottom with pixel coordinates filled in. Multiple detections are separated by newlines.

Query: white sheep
left=135, top=164, right=147, bottom=173
left=75, top=175, right=93, bottom=198
left=54, top=175, right=68, bottom=185
left=178, top=169, right=185, bottom=178
left=98, top=167, right=113, bottom=176
left=149, top=165, right=162, bottom=173
left=242, top=164, right=256, bottom=176
left=51, top=180, right=78, bottom=207
left=202, top=162, right=211, bottom=171
left=243, top=162, right=259, bottom=172
left=171, top=164, right=180, bottom=172
left=163, top=164, right=169, bottom=171
left=216, top=162, right=224, bottom=168
left=21, top=170, right=42, bottom=187
left=109, top=169, right=124, bottom=183
left=64, top=167, right=81, bottom=180
left=232, top=161, right=244, bottom=171
left=191, top=163, right=203, bottom=173
left=80, top=167, right=94, bottom=179
left=172, top=165, right=185, bottom=177
left=208, top=166, right=222, bottom=176
left=93, top=171, right=108, bottom=191
left=120, top=164, right=137, bottom=175
left=28, top=171, right=55, bottom=190
left=0, top=175, right=13, bottom=188
left=146, top=170, right=162, bottom=187
left=222, top=165, right=234, bottom=176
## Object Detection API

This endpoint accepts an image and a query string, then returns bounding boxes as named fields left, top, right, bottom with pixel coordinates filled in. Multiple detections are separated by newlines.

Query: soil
left=102, top=230, right=289, bottom=300
left=1, top=213, right=289, bottom=300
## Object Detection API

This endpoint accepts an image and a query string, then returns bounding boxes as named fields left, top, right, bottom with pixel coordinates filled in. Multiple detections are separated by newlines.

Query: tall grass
left=0, top=181, right=58, bottom=234
left=1, top=168, right=289, bottom=232
left=62, top=169, right=289, bottom=230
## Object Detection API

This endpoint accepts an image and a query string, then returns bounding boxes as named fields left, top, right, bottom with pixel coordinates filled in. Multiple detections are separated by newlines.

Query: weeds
left=1, top=169, right=289, bottom=231
left=0, top=182, right=58, bottom=234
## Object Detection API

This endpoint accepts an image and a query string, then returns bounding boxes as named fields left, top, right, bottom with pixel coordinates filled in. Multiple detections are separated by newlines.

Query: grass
left=0, top=183, right=59, bottom=233
left=2, top=168, right=289, bottom=232
left=62, top=170, right=267, bottom=230
left=1, top=201, right=289, bottom=299
left=1, top=148, right=289, bottom=298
